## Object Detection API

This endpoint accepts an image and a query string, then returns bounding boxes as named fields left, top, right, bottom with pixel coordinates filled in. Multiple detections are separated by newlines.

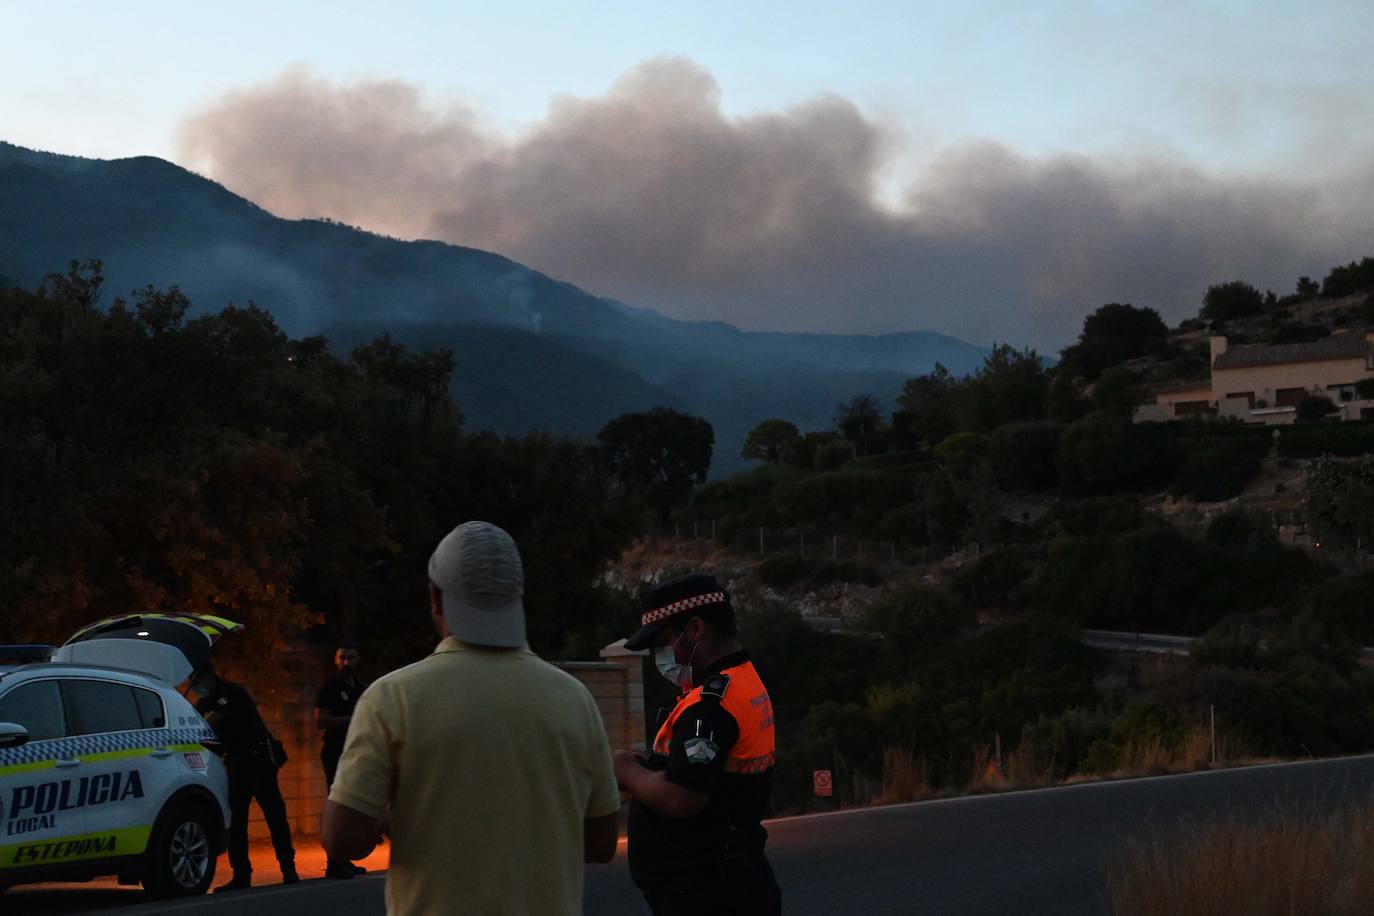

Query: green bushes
left=1171, top=436, right=1268, bottom=502
left=1033, top=511, right=1316, bottom=634
left=757, top=555, right=882, bottom=590
left=1321, top=256, right=1374, bottom=298
left=988, top=421, right=1063, bottom=490
left=1287, top=572, right=1374, bottom=644
left=757, top=555, right=811, bottom=589
left=1046, top=495, right=1147, bottom=536
left=951, top=549, right=1030, bottom=608
left=1055, top=412, right=1152, bottom=488
left=692, top=463, right=800, bottom=506
left=812, top=438, right=853, bottom=471
left=1277, top=423, right=1374, bottom=458
left=845, top=450, right=927, bottom=471
left=772, top=469, right=920, bottom=529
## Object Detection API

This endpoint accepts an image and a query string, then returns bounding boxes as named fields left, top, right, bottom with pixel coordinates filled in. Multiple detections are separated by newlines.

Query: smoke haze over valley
left=175, top=58, right=1374, bottom=352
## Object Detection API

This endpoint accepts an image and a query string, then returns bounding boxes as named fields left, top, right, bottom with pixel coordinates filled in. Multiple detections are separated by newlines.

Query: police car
left=0, top=614, right=239, bottom=898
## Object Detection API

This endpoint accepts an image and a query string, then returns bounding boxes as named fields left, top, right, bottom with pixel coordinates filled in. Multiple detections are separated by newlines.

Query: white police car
left=0, top=613, right=239, bottom=898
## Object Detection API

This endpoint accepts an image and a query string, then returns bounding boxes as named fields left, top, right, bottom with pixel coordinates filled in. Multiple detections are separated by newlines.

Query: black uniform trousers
left=321, top=747, right=352, bottom=875
left=226, top=754, right=295, bottom=878
left=642, top=853, right=782, bottom=916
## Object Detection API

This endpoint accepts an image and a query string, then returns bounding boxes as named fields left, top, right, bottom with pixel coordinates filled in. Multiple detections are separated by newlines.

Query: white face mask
left=655, top=628, right=699, bottom=689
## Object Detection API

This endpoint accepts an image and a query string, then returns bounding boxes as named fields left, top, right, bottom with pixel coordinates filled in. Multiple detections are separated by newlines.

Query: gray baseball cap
left=428, top=521, right=526, bottom=648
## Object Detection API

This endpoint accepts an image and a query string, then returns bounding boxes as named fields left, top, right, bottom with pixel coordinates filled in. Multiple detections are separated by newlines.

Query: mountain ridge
left=0, top=140, right=993, bottom=471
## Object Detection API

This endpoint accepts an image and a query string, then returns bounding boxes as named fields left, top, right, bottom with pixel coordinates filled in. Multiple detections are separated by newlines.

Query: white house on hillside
left=1135, top=331, right=1374, bottom=425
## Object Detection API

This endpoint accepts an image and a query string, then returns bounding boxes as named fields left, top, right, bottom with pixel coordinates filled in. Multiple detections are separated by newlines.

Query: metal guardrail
left=1082, top=629, right=1374, bottom=667
left=1080, top=629, right=1194, bottom=655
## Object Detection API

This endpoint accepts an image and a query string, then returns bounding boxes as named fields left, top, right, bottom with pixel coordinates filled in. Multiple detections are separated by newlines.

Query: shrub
left=874, top=503, right=924, bottom=543
left=1201, top=281, right=1265, bottom=321
left=865, top=585, right=974, bottom=663
left=1171, top=437, right=1267, bottom=502
left=933, top=431, right=986, bottom=464
left=951, top=549, right=1030, bottom=608
left=988, top=421, right=1063, bottom=490
left=692, top=464, right=799, bottom=506
left=758, top=555, right=884, bottom=591
left=1321, top=256, right=1374, bottom=298
left=1296, top=394, right=1338, bottom=423
left=1046, top=496, right=1146, bottom=537
left=1268, top=321, right=1329, bottom=345
left=1277, top=423, right=1374, bottom=458
left=758, top=554, right=811, bottom=589
left=772, top=469, right=919, bottom=529
left=845, top=450, right=926, bottom=471
left=811, top=559, right=882, bottom=587
left=1287, top=572, right=1374, bottom=644
left=1055, top=411, right=1151, bottom=489
left=1206, top=509, right=1272, bottom=548
left=812, top=438, right=853, bottom=471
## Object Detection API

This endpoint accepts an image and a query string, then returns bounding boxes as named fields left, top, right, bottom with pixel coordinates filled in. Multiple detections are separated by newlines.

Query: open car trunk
left=51, top=613, right=243, bottom=684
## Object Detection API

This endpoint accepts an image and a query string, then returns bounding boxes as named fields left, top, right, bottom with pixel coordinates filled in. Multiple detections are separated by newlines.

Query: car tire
left=142, top=803, right=218, bottom=899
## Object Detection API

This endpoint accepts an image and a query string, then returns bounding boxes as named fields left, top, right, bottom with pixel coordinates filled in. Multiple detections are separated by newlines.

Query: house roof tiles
left=1213, top=333, right=1374, bottom=370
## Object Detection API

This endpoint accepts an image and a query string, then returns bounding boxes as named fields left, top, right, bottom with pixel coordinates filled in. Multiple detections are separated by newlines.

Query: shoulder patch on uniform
left=700, top=673, right=731, bottom=699
left=683, top=736, right=720, bottom=765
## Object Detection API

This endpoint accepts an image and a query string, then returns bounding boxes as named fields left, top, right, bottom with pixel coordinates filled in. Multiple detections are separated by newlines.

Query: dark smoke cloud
left=176, top=59, right=1374, bottom=351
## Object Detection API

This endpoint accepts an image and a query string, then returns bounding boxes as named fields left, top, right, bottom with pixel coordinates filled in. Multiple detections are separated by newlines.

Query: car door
left=0, top=678, right=90, bottom=869
left=58, top=678, right=170, bottom=859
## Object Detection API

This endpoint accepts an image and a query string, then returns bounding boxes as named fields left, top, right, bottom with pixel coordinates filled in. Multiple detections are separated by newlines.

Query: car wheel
left=142, top=804, right=217, bottom=899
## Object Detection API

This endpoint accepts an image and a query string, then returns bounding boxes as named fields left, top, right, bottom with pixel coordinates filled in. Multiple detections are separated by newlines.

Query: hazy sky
left=6, top=1, right=1374, bottom=349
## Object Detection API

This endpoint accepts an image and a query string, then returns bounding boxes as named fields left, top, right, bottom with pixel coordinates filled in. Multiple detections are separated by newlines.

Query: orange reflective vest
left=652, top=659, right=775, bottom=775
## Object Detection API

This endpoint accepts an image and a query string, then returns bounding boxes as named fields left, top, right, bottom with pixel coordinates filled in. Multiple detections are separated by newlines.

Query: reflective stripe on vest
left=652, top=660, right=775, bottom=773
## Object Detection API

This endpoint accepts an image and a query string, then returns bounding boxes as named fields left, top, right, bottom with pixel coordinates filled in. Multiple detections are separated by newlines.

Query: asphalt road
left=12, top=754, right=1374, bottom=915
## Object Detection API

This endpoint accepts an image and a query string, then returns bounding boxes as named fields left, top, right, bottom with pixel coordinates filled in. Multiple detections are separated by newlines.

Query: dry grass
left=1111, top=726, right=1252, bottom=779
left=873, top=746, right=931, bottom=804
left=1004, top=740, right=1058, bottom=788
left=1107, top=796, right=1374, bottom=916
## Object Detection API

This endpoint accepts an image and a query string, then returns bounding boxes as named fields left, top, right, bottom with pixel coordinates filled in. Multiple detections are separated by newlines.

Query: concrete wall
left=1137, top=343, right=1374, bottom=426
left=236, top=642, right=646, bottom=843
left=1134, top=384, right=1212, bottom=422
left=1213, top=355, right=1371, bottom=413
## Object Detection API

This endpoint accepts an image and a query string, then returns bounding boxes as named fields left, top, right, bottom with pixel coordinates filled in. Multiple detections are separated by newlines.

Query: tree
left=959, top=344, right=1050, bottom=431
left=896, top=364, right=958, bottom=446
left=1305, top=455, right=1374, bottom=554
left=1296, top=276, right=1320, bottom=298
left=597, top=407, right=714, bottom=525
left=741, top=418, right=801, bottom=465
left=1054, top=411, right=1150, bottom=489
left=1321, top=257, right=1374, bottom=299
left=1059, top=303, right=1169, bottom=379
left=1088, top=367, right=1143, bottom=418
left=1201, top=281, right=1264, bottom=322
left=1296, top=394, right=1338, bottom=423
left=834, top=394, right=882, bottom=457
left=988, top=421, right=1063, bottom=490
left=0, top=264, right=634, bottom=669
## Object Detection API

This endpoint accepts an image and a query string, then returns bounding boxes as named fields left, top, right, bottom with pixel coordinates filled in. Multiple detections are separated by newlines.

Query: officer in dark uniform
left=314, top=643, right=368, bottom=879
left=191, top=660, right=298, bottom=892
left=613, top=574, right=781, bottom=916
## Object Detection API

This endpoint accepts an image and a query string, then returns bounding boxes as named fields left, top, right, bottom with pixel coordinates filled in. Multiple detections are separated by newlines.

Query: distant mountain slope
left=0, top=141, right=991, bottom=471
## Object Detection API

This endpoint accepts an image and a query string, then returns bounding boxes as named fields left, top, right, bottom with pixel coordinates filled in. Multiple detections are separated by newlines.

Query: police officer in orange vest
left=613, top=574, right=781, bottom=916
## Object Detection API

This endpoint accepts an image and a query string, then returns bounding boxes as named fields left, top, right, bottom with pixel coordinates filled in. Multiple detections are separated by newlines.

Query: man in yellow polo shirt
left=321, top=521, right=621, bottom=915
